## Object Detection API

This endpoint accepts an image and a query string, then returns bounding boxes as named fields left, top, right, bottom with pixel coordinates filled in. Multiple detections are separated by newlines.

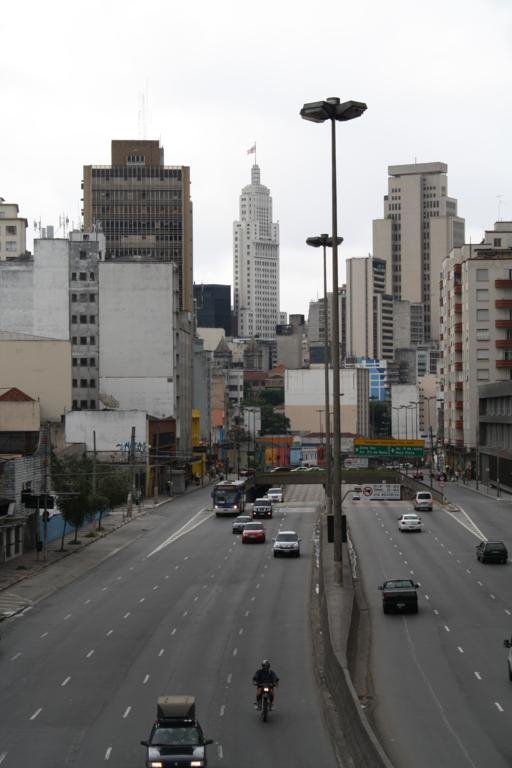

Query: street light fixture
left=306, top=233, right=343, bottom=516
left=301, top=97, right=367, bottom=581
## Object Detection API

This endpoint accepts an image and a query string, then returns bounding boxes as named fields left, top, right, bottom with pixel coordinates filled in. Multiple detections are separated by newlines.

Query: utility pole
left=92, top=430, right=97, bottom=497
left=42, top=423, right=49, bottom=561
left=127, top=426, right=136, bottom=517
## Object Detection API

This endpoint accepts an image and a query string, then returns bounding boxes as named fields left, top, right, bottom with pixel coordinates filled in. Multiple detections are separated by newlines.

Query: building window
left=476, top=309, right=489, bottom=320
left=79, top=250, right=87, bottom=260
left=71, top=293, right=77, bottom=301
left=89, top=272, right=95, bottom=281
left=476, top=268, right=488, bottom=282
left=80, top=336, right=87, bottom=344
left=72, top=359, right=78, bottom=367
left=477, top=349, right=489, bottom=360
left=71, top=272, right=77, bottom=281
left=90, top=379, right=96, bottom=387
left=71, top=314, right=77, bottom=324
left=72, top=379, right=78, bottom=387
left=89, top=357, right=96, bottom=366
left=90, top=400, right=96, bottom=409
left=72, top=336, right=77, bottom=344
left=494, top=238, right=502, bottom=247
left=80, top=358, right=88, bottom=366
left=477, top=369, right=489, bottom=381
left=80, top=314, right=87, bottom=323
left=80, top=400, right=88, bottom=409
left=89, top=293, right=95, bottom=302
left=476, top=328, right=490, bottom=341
left=80, top=378, right=88, bottom=387
left=6, top=225, right=16, bottom=235
left=79, top=272, right=87, bottom=281
left=90, top=335, right=96, bottom=344
left=89, top=315, right=96, bottom=323
left=6, top=241, right=17, bottom=251
left=476, top=289, right=489, bottom=301
left=72, top=400, right=78, bottom=409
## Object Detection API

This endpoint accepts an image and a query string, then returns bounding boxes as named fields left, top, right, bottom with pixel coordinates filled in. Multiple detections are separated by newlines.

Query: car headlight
left=149, top=762, right=164, bottom=768
left=190, top=762, right=204, bottom=767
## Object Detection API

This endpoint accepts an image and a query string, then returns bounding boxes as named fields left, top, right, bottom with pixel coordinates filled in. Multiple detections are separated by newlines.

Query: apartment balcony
left=455, top=420, right=464, bottom=430
left=454, top=361, right=463, bottom=371
left=495, top=299, right=512, bottom=309
left=496, top=340, right=512, bottom=349
left=496, top=359, right=512, bottom=368
left=454, top=303, right=462, bottom=314
left=455, top=381, right=463, bottom=390
left=455, top=400, right=463, bottom=410
left=453, top=284, right=462, bottom=295
left=454, top=342, right=463, bottom=352
left=495, top=279, right=512, bottom=289
left=455, top=439, right=464, bottom=448
left=454, top=322, right=463, bottom=333
left=454, top=264, right=462, bottom=276
left=496, top=319, right=512, bottom=329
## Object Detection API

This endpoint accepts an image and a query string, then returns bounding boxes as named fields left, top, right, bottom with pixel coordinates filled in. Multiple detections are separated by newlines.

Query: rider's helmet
left=262, top=659, right=270, bottom=670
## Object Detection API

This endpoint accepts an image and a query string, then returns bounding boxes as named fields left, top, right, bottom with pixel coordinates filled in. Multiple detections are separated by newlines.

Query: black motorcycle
left=255, top=684, right=275, bottom=722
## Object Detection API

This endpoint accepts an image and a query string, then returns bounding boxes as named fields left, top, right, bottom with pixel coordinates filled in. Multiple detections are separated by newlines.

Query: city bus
left=212, top=479, right=247, bottom=517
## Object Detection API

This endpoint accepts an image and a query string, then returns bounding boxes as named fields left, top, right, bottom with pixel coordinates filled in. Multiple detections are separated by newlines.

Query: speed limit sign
left=362, top=485, right=373, bottom=497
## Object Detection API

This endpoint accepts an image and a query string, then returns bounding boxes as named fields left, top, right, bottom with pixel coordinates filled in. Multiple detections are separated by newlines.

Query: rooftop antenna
left=497, top=194, right=504, bottom=222
left=138, top=87, right=148, bottom=139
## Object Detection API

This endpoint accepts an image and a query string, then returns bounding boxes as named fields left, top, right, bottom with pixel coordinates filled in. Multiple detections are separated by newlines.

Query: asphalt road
left=347, top=492, right=512, bottom=768
left=0, top=485, right=338, bottom=768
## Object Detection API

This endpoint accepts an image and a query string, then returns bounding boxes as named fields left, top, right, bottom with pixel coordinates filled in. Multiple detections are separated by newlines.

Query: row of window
left=72, top=336, right=96, bottom=345
left=72, top=400, right=96, bottom=410
left=71, top=315, right=96, bottom=324
left=71, top=293, right=95, bottom=303
left=72, top=358, right=96, bottom=367
left=91, top=167, right=182, bottom=180
left=72, top=378, right=96, bottom=388
left=0, top=241, right=18, bottom=251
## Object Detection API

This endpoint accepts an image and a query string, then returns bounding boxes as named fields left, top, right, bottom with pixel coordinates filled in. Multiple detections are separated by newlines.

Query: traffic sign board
left=354, top=444, right=424, bottom=457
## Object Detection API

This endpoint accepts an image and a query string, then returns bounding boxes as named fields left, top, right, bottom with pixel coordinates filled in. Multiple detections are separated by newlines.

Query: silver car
left=273, top=530, right=301, bottom=558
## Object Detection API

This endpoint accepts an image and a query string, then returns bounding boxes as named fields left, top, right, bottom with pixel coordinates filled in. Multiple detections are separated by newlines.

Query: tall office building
left=233, top=164, right=280, bottom=338
left=82, top=140, right=193, bottom=311
left=346, top=256, right=394, bottom=360
left=373, top=162, right=465, bottom=342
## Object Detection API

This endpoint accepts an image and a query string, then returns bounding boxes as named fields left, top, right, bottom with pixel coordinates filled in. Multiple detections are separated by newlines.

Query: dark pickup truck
left=379, top=578, right=419, bottom=614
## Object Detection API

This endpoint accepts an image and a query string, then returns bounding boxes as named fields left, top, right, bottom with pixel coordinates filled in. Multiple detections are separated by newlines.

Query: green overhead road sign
left=354, top=444, right=424, bottom=457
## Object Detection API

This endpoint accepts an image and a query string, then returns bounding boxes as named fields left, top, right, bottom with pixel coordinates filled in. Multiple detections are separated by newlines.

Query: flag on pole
left=247, top=143, right=256, bottom=155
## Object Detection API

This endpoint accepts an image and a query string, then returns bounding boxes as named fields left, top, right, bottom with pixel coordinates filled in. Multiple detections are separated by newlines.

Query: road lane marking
left=147, top=509, right=215, bottom=557
left=105, top=747, right=112, bottom=760
left=158, top=649, right=165, bottom=657
left=30, top=708, right=42, bottom=720
left=466, top=569, right=471, bottom=574
left=143, top=675, right=150, bottom=684
left=457, top=647, right=464, bottom=654
left=475, top=671, right=482, bottom=680
left=40, top=632, right=48, bottom=638
left=139, top=598, right=145, bottom=603
left=0, top=753, right=7, bottom=764
left=106, top=629, right=113, bottom=636
left=495, top=702, right=504, bottom=712
left=233, top=648, right=238, bottom=656
left=123, top=706, right=131, bottom=718
left=227, top=673, right=232, bottom=684
left=217, top=744, right=224, bottom=759
left=64, top=614, right=71, bottom=620
left=505, top=609, right=511, bottom=615
left=477, top=581, right=483, bottom=587
left=84, top=599, right=91, bottom=605
left=433, top=609, right=439, bottom=615
left=153, top=585, right=158, bottom=591
left=220, top=705, right=226, bottom=716
left=194, top=596, right=199, bottom=602
left=183, top=611, right=188, bottom=617
left=11, top=652, right=21, bottom=661
left=171, top=628, right=176, bottom=635
left=61, top=676, right=71, bottom=686
left=490, top=594, right=496, bottom=600
left=102, top=587, right=108, bottom=591
left=239, top=628, right=244, bottom=635
left=86, top=649, right=95, bottom=658
left=424, top=594, right=430, bottom=600
left=444, top=625, right=450, bottom=632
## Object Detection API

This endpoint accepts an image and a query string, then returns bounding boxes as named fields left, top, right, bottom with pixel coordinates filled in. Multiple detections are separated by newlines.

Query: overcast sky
left=3, top=0, right=511, bottom=318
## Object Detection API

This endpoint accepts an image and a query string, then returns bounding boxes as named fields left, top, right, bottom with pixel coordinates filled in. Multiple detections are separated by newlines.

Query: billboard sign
left=354, top=438, right=424, bottom=458
left=344, top=457, right=369, bottom=469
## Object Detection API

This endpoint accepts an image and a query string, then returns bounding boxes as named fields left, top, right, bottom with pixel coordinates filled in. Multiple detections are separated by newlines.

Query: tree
left=260, top=406, right=290, bottom=435
left=51, top=454, right=95, bottom=547
left=95, top=466, right=131, bottom=528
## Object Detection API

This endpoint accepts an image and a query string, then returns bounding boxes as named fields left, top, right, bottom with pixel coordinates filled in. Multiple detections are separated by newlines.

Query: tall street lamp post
left=301, top=97, right=367, bottom=580
left=306, top=234, right=342, bottom=516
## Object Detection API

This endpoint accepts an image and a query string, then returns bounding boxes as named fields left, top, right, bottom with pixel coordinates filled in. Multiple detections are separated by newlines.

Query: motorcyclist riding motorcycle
left=253, top=659, right=279, bottom=709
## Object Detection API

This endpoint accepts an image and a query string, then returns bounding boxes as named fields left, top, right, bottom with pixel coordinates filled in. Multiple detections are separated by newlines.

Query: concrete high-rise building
left=193, top=283, right=231, bottom=336
left=0, top=201, right=27, bottom=260
left=82, top=140, right=193, bottom=312
left=233, top=164, right=279, bottom=338
left=373, top=162, right=465, bottom=342
left=441, top=222, right=512, bottom=462
left=346, top=256, right=394, bottom=360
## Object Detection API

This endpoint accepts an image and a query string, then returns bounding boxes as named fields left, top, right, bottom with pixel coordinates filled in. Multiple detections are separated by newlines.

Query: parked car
left=273, top=530, right=301, bottom=558
left=412, top=470, right=424, bottom=480
left=290, top=466, right=309, bottom=472
left=398, top=513, right=423, bottom=532
left=241, top=521, right=266, bottom=543
left=267, top=487, right=284, bottom=503
left=252, top=498, right=273, bottom=518
left=414, top=491, right=433, bottom=511
left=232, top=514, right=252, bottom=534
left=270, top=466, right=291, bottom=473
left=476, top=540, right=508, bottom=564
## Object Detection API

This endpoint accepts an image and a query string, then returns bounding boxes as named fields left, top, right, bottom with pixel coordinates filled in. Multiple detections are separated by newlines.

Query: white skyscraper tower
left=233, top=163, right=280, bottom=337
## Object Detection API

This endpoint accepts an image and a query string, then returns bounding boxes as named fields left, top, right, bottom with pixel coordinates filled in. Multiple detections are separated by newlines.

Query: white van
left=414, top=491, right=433, bottom=512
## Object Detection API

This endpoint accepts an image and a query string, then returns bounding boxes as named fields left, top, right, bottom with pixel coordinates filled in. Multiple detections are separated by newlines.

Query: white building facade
left=0, top=201, right=27, bottom=260
left=233, top=165, right=280, bottom=338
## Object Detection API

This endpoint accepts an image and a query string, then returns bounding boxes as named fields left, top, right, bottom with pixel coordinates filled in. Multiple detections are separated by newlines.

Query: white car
left=414, top=491, right=433, bottom=511
left=267, top=487, right=284, bottom=503
left=398, top=513, right=423, bottom=532
left=273, top=530, right=301, bottom=557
